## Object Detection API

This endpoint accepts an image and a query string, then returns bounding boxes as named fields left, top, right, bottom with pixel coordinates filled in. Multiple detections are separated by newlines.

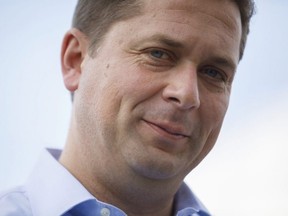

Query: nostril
left=168, top=97, right=180, bottom=104
left=166, top=95, right=200, bottom=110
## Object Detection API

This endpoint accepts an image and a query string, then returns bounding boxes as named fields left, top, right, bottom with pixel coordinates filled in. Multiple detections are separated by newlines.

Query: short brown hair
left=72, top=0, right=141, bottom=56
left=233, top=0, right=256, bottom=60
left=72, top=0, right=255, bottom=59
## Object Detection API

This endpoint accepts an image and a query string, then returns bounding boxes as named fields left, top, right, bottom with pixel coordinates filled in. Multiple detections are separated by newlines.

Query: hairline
left=80, top=0, right=253, bottom=62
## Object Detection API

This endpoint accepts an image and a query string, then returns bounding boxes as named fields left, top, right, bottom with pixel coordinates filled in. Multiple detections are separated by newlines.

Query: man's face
left=74, top=0, right=241, bottom=180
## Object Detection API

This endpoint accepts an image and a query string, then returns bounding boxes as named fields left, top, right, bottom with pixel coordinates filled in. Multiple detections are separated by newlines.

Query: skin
left=60, top=0, right=241, bottom=215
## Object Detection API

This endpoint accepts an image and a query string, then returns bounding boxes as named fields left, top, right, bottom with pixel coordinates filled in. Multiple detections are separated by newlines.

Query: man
left=0, top=0, right=255, bottom=215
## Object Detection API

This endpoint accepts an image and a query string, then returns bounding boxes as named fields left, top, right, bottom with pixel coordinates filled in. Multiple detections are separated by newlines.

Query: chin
left=127, top=150, right=186, bottom=181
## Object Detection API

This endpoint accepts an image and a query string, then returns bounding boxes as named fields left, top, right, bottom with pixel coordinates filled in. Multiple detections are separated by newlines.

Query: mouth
left=143, top=120, right=189, bottom=140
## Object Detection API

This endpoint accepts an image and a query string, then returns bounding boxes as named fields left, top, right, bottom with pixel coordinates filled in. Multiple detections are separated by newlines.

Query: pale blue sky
left=1, top=1, right=287, bottom=215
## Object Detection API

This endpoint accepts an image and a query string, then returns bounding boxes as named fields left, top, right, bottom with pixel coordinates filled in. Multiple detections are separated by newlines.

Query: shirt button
left=100, top=207, right=111, bottom=216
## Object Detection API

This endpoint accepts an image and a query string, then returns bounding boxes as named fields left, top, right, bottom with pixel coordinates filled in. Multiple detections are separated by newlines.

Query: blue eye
left=203, top=68, right=225, bottom=81
left=150, top=50, right=169, bottom=59
left=205, top=68, right=218, bottom=77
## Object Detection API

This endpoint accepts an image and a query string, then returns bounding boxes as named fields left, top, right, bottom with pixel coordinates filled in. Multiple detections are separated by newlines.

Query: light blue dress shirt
left=0, top=149, right=211, bottom=216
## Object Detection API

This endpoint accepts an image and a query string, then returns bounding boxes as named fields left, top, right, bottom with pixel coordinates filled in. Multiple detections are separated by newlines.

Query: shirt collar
left=25, top=148, right=95, bottom=216
left=174, top=183, right=211, bottom=216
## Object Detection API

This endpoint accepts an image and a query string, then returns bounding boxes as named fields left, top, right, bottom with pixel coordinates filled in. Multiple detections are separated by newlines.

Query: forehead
left=129, top=0, right=242, bottom=60
left=141, top=0, right=240, bottom=33
left=98, top=0, right=241, bottom=64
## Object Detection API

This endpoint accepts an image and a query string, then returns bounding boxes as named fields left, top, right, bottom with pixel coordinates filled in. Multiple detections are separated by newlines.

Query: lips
left=143, top=120, right=190, bottom=139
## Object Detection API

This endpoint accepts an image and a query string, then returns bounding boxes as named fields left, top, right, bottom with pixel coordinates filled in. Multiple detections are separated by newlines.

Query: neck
left=61, top=145, right=180, bottom=216
left=87, top=169, right=177, bottom=216
left=60, top=148, right=178, bottom=216
left=59, top=120, right=182, bottom=216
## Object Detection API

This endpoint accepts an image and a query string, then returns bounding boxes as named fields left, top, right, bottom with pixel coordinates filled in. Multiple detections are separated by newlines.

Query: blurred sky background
left=0, top=1, right=287, bottom=215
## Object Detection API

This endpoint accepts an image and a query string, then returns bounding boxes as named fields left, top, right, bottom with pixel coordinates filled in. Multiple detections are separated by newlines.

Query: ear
left=61, top=28, right=88, bottom=92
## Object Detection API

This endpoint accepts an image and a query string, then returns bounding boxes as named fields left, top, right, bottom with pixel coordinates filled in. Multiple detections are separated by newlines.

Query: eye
left=140, top=48, right=176, bottom=71
left=149, top=49, right=170, bottom=60
left=201, top=67, right=226, bottom=81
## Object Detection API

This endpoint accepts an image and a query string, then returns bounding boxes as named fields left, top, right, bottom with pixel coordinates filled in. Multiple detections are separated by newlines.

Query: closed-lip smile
left=143, top=119, right=190, bottom=139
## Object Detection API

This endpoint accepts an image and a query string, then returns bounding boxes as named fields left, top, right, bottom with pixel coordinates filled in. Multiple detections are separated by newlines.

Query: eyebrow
left=209, top=56, right=237, bottom=72
left=152, top=35, right=185, bottom=49
left=132, top=34, right=237, bottom=70
left=133, top=34, right=185, bottom=49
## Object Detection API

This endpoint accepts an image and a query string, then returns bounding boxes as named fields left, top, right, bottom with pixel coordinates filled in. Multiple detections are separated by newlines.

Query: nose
left=162, top=66, right=200, bottom=110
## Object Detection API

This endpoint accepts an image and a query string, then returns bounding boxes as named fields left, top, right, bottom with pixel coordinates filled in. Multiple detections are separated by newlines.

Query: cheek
left=195, top=92, right=229, bottom=151
left=75, top=60, right=115, bottom=126
left=186, top=95, right=229, bottom=170
left=107, top=63, right=163, bottom=105
left=203, top=92, right=230, bottom=141
left=201, top=90, right=230, bottom=125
